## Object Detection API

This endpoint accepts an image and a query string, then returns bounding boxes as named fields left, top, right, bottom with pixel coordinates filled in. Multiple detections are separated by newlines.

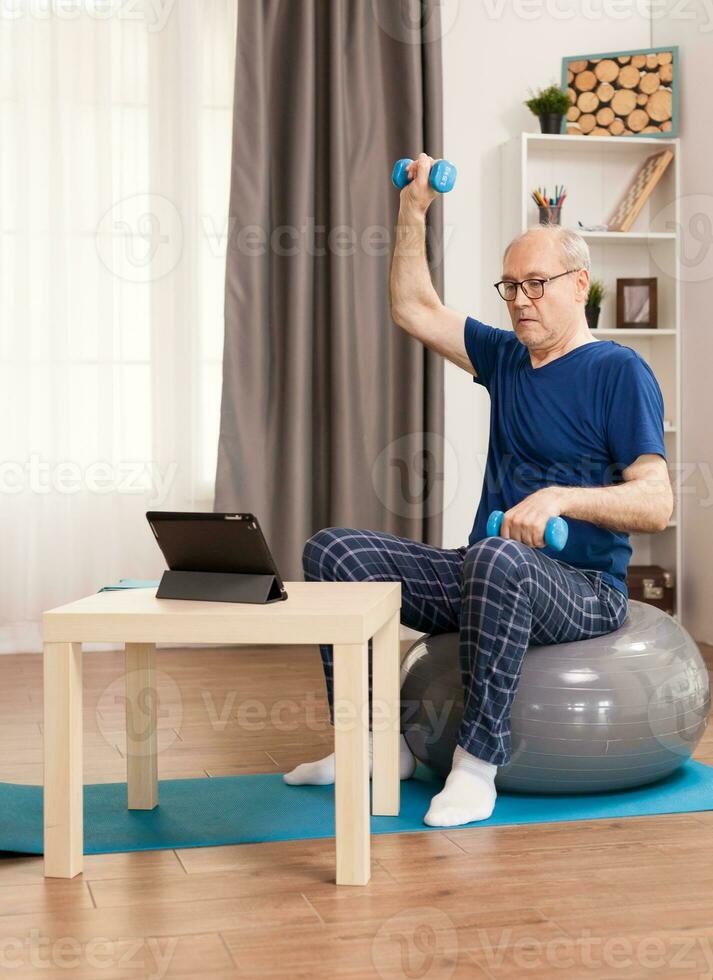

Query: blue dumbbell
left=391, top=157, right=457, bottom=193
left=486, top=510, right=569, bottom=552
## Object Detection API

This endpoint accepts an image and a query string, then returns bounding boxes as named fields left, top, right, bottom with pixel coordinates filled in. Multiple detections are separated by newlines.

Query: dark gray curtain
left=215, top=0, right=445, bottom=580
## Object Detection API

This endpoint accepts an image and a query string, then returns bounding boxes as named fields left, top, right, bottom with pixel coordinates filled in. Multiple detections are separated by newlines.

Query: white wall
left=440, top=3, right=712, bottom=638
left=652, top=4, right=713, bottom=641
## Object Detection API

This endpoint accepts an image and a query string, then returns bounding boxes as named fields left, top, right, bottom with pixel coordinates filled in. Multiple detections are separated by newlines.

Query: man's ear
left=577, top=268, right=590, bottom=304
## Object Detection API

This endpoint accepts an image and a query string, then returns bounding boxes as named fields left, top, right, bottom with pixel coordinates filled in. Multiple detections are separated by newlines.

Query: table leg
left=333, top=641, right=370, bottom=886
left=371, top=610, right=401, bottom=816
left=43, top=642, right=83, bottom=878
left=125, top=643, right=158, bottom=810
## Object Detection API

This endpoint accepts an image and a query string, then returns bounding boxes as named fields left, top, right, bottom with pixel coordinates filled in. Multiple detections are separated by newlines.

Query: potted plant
left=524, top=83, right=570, bottom=134
left=586, top=278, right=605, bottom=329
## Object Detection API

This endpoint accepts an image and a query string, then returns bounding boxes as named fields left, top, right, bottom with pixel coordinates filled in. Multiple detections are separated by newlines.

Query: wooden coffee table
left=42, top=581, right=401, bottom=886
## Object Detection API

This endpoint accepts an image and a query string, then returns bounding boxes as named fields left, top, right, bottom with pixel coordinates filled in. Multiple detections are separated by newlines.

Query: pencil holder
left=538, top=205, right=562, bottom=225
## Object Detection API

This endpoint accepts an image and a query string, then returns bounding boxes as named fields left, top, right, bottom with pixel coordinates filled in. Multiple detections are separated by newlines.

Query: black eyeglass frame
left=493, top=268, right=580, bottom=301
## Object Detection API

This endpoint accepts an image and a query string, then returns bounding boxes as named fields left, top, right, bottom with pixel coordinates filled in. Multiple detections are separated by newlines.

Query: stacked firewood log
left=566, top=52, right=674, bottom=136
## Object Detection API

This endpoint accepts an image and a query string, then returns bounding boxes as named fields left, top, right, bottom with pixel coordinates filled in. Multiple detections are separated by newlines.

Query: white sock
left=423, top=744, right=498, bottom=827
left=282, top=732, right=416, bottom=785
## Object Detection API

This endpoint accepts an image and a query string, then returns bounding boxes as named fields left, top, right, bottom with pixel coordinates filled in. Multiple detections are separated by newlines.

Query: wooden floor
left=1, top=640, right=713, bottom=979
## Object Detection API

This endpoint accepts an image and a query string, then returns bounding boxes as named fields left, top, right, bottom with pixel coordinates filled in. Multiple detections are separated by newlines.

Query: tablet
left=145, top=511, right=288, bottom=602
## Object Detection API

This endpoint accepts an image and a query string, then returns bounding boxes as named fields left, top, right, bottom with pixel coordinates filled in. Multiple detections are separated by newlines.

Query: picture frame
left=561, top=46, right=679, bottom=138
left=616, top=278, right=658, bottom=329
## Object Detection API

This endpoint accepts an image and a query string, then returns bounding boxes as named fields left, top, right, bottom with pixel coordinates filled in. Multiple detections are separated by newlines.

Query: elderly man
left=284, top=153, right=673, bottom=828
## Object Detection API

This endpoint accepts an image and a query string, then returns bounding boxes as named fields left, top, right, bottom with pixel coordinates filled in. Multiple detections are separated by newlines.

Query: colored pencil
left=531, top=186, right=566, bottom=208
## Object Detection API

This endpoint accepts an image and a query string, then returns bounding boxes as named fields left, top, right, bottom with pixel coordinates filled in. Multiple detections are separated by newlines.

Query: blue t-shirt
left=464, top=316, right=667, bottom=596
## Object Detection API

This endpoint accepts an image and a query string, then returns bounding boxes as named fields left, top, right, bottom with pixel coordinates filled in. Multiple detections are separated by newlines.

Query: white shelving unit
left=500, top=132, right=681, bottom=617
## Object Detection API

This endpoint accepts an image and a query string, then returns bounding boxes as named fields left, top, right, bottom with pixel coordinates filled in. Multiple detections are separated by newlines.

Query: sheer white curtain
left=0, top=0, right=237, bottom=653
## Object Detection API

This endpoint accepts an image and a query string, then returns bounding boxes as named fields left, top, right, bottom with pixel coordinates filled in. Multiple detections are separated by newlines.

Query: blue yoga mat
left=98, top=578, right=160, bottom=592
left=2, top=761, right=713, bottom=855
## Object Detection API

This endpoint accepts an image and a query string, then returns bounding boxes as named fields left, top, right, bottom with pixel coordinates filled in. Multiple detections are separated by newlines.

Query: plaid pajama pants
left=302, top=526, right=628, bottom=767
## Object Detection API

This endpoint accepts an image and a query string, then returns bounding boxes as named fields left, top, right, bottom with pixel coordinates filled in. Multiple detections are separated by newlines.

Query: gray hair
left=502, top=225, right=591, bottom=277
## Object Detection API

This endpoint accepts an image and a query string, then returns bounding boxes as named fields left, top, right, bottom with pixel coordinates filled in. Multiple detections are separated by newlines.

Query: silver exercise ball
left=400, top=600, right=710, bottom=794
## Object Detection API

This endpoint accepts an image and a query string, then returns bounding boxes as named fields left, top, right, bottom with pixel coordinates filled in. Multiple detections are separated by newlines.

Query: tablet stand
left=156, top=570, right=284, bottom=604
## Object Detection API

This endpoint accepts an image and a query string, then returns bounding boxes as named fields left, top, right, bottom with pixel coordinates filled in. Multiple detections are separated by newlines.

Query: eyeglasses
left=493, top=269, right=579, bottom=302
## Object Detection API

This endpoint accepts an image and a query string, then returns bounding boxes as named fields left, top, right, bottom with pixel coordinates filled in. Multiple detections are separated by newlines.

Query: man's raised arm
left=389, top=153, right=474, bottom=376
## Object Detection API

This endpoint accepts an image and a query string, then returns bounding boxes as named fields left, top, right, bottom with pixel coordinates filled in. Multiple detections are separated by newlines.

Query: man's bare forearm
left=500, top=462, right=673, bottom=548
left=390, top=201, right=441, bottom=327
left=556, top=478, right=673, bottom=533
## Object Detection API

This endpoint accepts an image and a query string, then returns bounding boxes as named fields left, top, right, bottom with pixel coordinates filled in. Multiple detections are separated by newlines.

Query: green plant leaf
left=586, top=278, right=605, bottom=309
left=524, top=83, right=570, bottom=116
